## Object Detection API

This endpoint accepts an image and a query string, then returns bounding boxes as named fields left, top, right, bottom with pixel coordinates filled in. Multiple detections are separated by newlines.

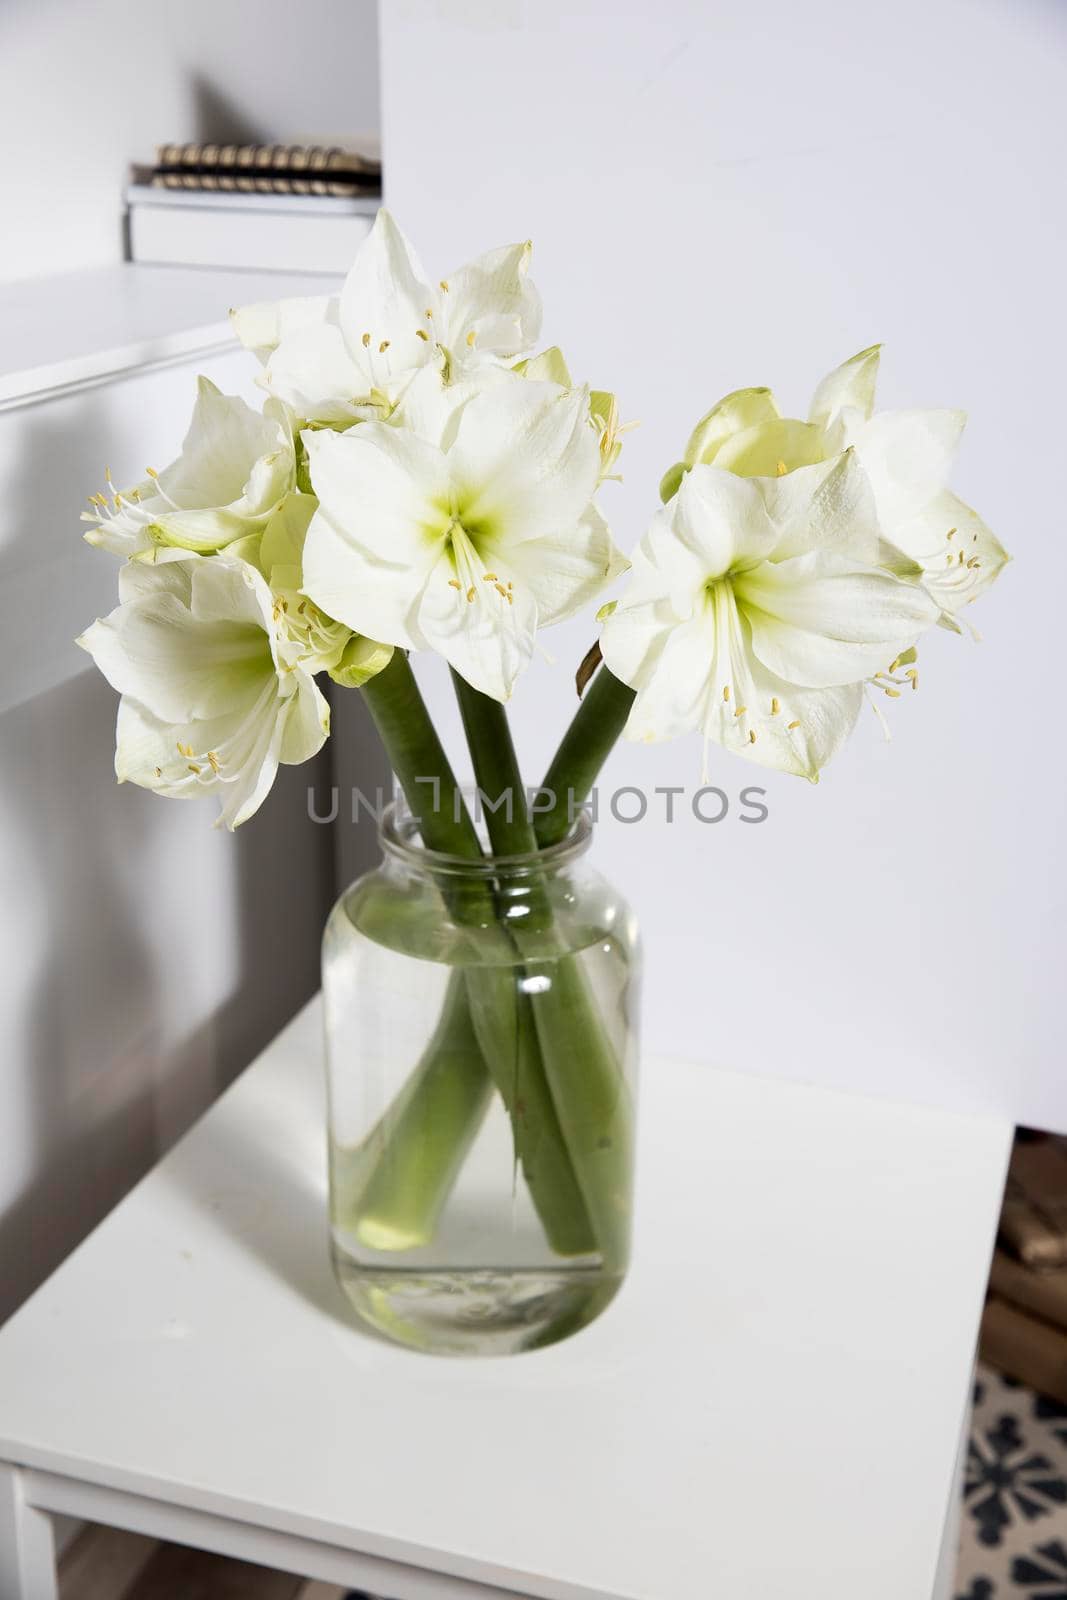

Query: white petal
left=339, top=208, right=437, bottom=379
left=881, top=488, right=1010, bottom=615
left=416, top=551, right=537, bottom=701
left=735, top=551, right=938, bottom=687
left=849, top=408, right=966, bottom=526
left=229, top=293, right=336, bottom=362
left=613, top=605, right=719, bottom=744
left=388, top=362, right=499, bottom=449
left=448, top=378, right=601, bottom=547
left=809, top=344, right=882, bottom=429
left=440, top=240, right=542, bottom=362
left=301, top=426, right=451, bottom=645
left=279, top=672, right=331, bottom=766
left=671, top=464, right=779, bottom=578
left=509, top=503, right=627, bottom=628
left=761, top=451, right=889, bottom=566
left=605, top=579, right=862, bottom=779
left=264, top=323, right=374, bottom=425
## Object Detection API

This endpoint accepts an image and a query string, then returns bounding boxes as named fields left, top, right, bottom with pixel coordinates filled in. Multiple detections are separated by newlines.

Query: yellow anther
left=466, top=585, right=476, bottom=602
left=749, top=729, right=757, bottom=744
left=361, top=332, right=371, bottom=348
left=888, top=655, right=902, bottom=674
left=909, top=672, right=919, bottom=691
left=787, top=720, right=801, bottom=730
left=176, top=741, right=194, bottom=757
left=771, top=697, right=780, bottom=715
left=505, top=590, right=513, bottom=604
left=946, top=553, right=954, bottom=565
left=733, top=705, right=747, bottom=717
left=448, top=578, right=462, bottom=590
left=947, top=527, right=957, bottom=541
left=439, top=279, right=449, bottom=292
left=482, top=572, right=499, bottom=581
left=379, top=340, right=390, bottom=353
left=494, top=583, right=509, bottom=599
left=415, top=328, right=430, bottom=342
left=154, top=766, right=163, bottom=777
left=466, top=329, right=477, bottom=347
left=884, top=688, right=901, bottom=698
left=187, top=763, right=202, bottom=775
left=425, top=308, right=433, bottom=319
left=775, top=460, right=787, bottom=477
left=723, top=685, right=731, bottom=702
left=958, top=550, right=965, bottom=565
left=967, top=557, right=980, bottom=568
left=207, top=751, right=221, bottom=773
left=904, top=668, right=918, bottom=679
left=146, top=466, right=159, bottom=479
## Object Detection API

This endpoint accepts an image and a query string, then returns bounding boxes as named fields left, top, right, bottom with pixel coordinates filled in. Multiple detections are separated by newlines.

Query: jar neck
left=379, top=793, right=593, bottom=884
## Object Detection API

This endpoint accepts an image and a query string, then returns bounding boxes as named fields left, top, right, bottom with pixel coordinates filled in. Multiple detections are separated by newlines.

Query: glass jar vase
left=322, top=798, right=640, bottom=1357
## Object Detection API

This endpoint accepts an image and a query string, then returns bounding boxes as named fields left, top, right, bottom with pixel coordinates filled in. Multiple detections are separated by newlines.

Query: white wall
left=0, top=342, right=352, bottom=1320
left=380, top=0, right=1067, bottom=1127
left=0, top=0, right=383, bottom=1319
left=0, top=0, right=380, bottom=285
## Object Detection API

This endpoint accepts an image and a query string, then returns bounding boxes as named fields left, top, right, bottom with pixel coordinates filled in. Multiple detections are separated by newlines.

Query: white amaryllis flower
left=601, top=453, right=939, bottom=781
left=82, top=378, right=294, bottom=561
left=301, top=369, right=625, bottom=700
left=668, top=346, right=1008, bottom=620
left=76, top=554, right=329, bottom=828
left=231, top=209, right=542, bottom=426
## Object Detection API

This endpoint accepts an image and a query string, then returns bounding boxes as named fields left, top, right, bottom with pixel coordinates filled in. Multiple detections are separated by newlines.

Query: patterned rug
left=957, top=1364, right=1067, bottom=1598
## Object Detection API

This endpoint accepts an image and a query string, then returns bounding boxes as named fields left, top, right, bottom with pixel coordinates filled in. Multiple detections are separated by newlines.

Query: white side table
left=0, top=999, right=1010, bottom=1600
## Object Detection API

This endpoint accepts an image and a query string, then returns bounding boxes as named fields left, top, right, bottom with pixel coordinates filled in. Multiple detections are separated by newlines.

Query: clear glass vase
left=322, top=797, right=640, bottom=1356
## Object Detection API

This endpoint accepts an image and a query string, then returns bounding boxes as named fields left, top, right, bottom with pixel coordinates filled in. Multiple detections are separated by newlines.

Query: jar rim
left=378, top=798, right=593, bottom=877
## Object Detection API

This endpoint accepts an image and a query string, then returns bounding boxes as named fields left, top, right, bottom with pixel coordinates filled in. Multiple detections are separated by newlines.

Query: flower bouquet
left=79, top=211, right=1008, bottom=1355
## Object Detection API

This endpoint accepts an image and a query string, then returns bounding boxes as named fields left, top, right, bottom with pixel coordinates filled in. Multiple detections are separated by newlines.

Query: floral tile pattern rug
left=957, top=1364, right=1067, bottom=1598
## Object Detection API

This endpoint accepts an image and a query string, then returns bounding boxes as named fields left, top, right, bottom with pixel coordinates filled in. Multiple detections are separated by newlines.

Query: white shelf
left=0, top=997, right=1011, bottom=1600
left=0, top=264, right=336, bottom=410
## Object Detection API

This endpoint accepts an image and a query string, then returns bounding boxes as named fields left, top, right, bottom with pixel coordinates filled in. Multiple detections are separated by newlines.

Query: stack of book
left=126, top=142, right=381, bottom=275
left=982, top=1136, right=1067, bottom=1402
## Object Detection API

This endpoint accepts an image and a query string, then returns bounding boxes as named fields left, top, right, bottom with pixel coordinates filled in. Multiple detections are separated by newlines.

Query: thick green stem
left=359, top=655, right=593, bottom=1257
left=450, top=671, right=633, bottom=1268
left=450, top=668, right=540, bottom=857
left=450, top=670, right=596, bottom=1256
left=332, top=972, right=493, bottom=1249
left=360, top=651, right=483, bottom=861
left=534, top=665, right=636, bottom=848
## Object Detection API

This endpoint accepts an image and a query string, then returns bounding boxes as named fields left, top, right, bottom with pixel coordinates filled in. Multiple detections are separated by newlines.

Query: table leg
left=0, top=1463, right=57, bottom=1600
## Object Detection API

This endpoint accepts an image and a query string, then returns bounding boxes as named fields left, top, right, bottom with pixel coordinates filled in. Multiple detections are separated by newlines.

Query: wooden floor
left=59, top=1522, right=364, bottom=1600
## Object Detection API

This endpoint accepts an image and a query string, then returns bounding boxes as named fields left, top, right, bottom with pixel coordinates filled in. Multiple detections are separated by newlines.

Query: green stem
left=479, top=662, right=636, bottom=1269
left=450, top=669, right=597, bottom=1257
left=360, top=651, right=483, bottom=862
left=450, top=668, right=540, bottom=857
left=331, top=972, right=493, bottom=1250
left=360, top=655, right=594, bottom=1257
left=451, top=670, right=635, bottom=1271
left=534, top=665, right=636, bottom=847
